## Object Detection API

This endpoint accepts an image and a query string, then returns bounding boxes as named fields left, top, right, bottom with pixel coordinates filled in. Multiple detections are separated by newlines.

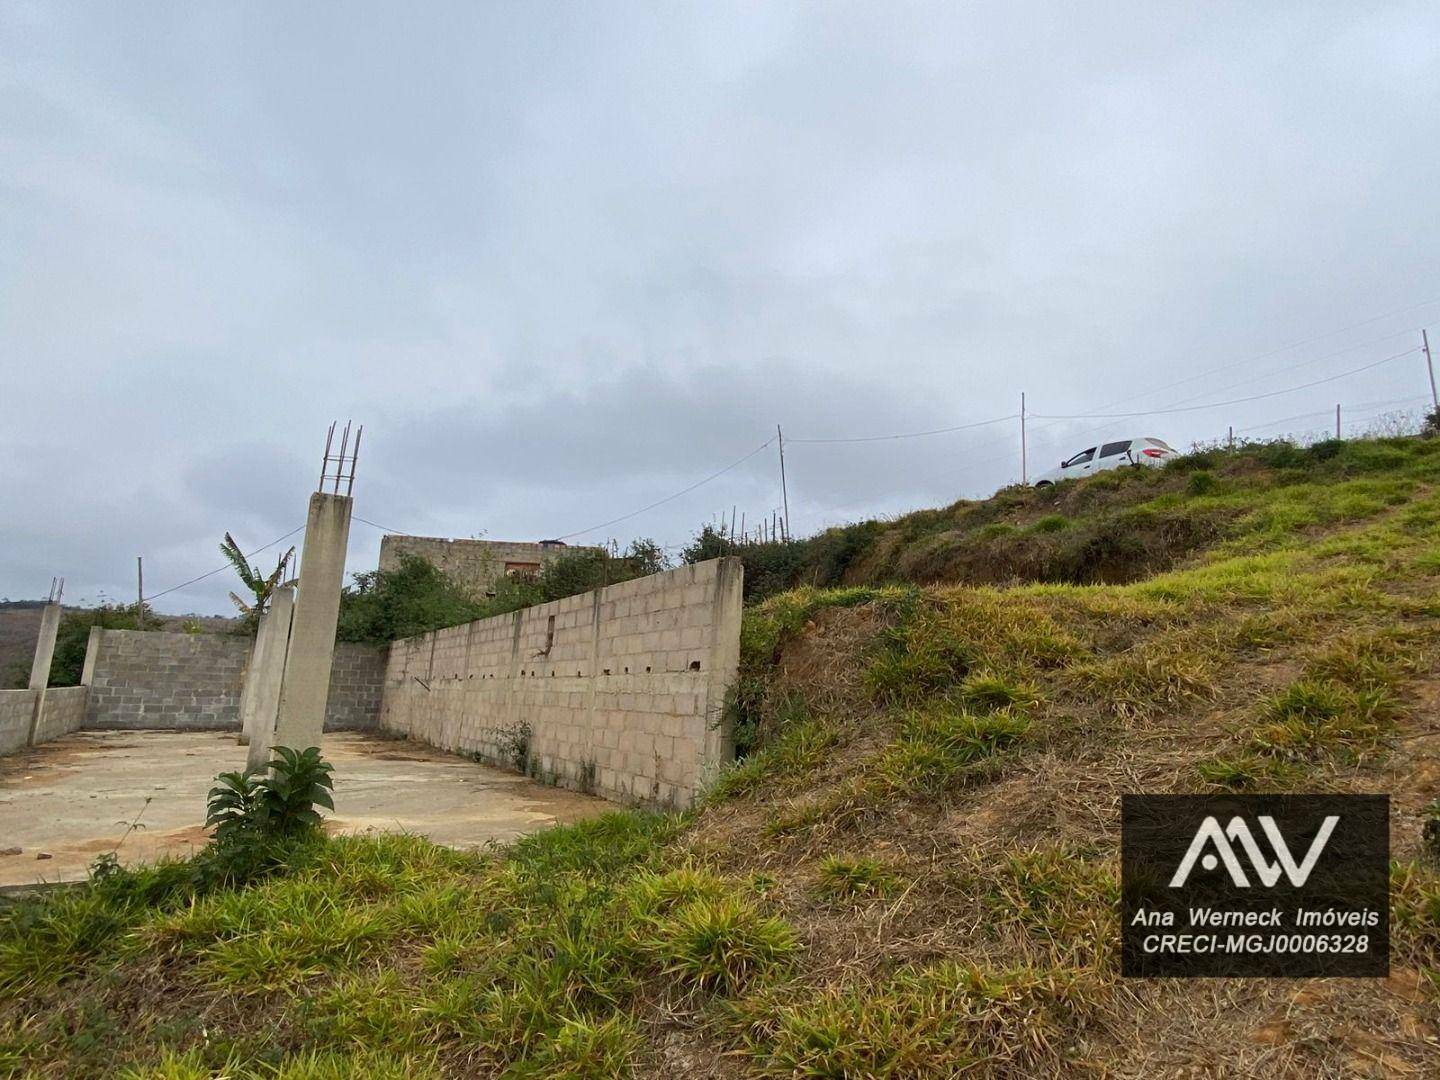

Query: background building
left=377, top=535, right=601, bottom=596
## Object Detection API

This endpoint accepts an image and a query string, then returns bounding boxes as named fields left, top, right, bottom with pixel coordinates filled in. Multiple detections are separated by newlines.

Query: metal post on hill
left=1020, top=392, right=1028, bottom=485
left=776, top=424, right=790, bottom=542
left=136, top=556, right=144, bottom=625
left=1335, top=404, right=1341, bottom=440
left=1424, top=329, right=1438, bottom=410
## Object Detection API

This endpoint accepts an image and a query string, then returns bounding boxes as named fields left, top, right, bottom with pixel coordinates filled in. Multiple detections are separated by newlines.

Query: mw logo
left=1169, top=814, right=1340, bottom=888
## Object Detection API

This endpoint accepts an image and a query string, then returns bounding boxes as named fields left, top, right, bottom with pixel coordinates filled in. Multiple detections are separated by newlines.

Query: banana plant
left=220, top=532, right=295, bottom=630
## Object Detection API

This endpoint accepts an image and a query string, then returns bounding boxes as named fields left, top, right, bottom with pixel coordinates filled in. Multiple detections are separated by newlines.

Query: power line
left=353, top=514, right=406, bottom=536
left=555, top=435, right=777, bottom=541
left=144, top=524, right=306, bottom=604
left=1030, top=348, right=1419, bottom=420
left=1236, top=394, right=1431, bottom=436
left=1070, top=298, right=1440, bottom=417
left=787, top=412, right=1017, bottom=444
left=1150, top=327, right=1428, bottom=413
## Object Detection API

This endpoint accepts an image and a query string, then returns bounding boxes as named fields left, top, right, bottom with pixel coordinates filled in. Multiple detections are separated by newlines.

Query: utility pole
left=1424, top=329, right=1438, bottom=410
left=1335, top=404, right=1341, bottom=440
left=136, top=556, right=144, bottom=625
left=776, top=424, right=790, bottom=541
left=1020, top=392, right=1028, bottom=485
left=1227, top=425, right=1235, bottom=452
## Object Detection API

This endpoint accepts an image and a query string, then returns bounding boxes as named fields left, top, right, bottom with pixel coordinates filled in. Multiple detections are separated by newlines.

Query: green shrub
left=42, top=603, right=163, bottom=687
left=1186, top=470, right=1218, bottom=495
left=207, top=747, right=335, bottom=840
left=1030, top=515, right=1070, bottom=534
left=1164, top=450, right=1216, bottom=472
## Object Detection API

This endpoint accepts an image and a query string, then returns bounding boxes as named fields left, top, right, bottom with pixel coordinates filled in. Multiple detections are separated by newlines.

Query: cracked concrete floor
left=0, top=729, right=608, bottom=887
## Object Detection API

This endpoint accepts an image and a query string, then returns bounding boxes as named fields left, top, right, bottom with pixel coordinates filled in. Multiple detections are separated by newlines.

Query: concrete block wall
left=86, top=631, right=250, bottom=730
left=83, top=630, right=385, bottom=732
left=30, top=686, right=88, bottom=744
left=0, top=691, right=37, bottom=756
left=319, top=643, right=387, bottom=730
left=0, top=686, right=88, bottom=755
left=379, top=557, right=743, bottom=807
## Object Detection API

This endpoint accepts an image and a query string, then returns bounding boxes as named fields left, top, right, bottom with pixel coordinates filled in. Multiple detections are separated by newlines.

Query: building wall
left=0, top=685, right=88, bottom=755
left=325, top=643, right=387, bottom=729
left=30, top=686, right=88, bottom=744
left=378, top=535, right=599, bottom=595
left=0, top=691, right=36, bottom=755
left=378, top=558, right=743, bottom=807
left=83, top=631, right=385, bottom=732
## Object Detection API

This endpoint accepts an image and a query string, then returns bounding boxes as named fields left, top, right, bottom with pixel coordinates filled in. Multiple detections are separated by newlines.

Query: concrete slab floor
left=0, top=730, right=609, bottom=887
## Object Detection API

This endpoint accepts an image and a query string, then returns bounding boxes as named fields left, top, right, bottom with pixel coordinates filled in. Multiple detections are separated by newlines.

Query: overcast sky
left=2, top=2, right=1438, bottom=615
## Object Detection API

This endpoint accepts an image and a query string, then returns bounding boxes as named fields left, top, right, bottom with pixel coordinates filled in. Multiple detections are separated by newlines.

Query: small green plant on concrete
left=205, top=747, right=335, bottom=840
left=205, top=771, right=266, bottom=843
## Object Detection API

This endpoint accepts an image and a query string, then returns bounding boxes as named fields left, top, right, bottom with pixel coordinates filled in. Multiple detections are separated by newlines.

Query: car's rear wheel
left=1034, top=480, right=1054, bottom=489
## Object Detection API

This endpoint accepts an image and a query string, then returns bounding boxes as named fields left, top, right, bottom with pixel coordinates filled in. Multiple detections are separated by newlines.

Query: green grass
left=813, top=855, right=902, bottom=900
left=873, top=708, right=1030, bottom=795
left=734, top=962, right=1088, bottom=1078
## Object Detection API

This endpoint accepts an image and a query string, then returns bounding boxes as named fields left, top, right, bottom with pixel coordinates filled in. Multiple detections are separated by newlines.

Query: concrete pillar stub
left=25, top=602, right=63, bottom=746
left=27, top=602, right=61, bottom=691
left=79, top=626, right=102, bottom=687
left=272, top=493, right=352, bottom=756
left=242, top=586, right=296, bottom=771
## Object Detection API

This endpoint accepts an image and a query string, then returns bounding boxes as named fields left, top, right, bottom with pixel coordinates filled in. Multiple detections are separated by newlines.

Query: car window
left=1099, top=440, right=1132, bottom=458
left=1062, top=447, right=1096, bottom=468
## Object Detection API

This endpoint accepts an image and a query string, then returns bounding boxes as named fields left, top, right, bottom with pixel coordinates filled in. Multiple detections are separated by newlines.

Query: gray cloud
left=2, top=1, right=1437, bottom=613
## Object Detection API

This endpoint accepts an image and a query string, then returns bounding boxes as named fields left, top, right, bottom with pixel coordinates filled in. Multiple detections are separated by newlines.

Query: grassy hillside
left=4, top=435, right=1440, bottom=1077
left=694, top=434, right=1437, bottom=598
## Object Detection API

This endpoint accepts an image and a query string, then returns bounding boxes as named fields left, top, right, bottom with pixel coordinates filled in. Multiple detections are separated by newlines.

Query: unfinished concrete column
left=27, top=602, right=61, bottom=692
left=24, top=600, right=62, bottom=745
left=241, top=585, right=295, bottom=771
left=271, top=493, right=352, bottom=754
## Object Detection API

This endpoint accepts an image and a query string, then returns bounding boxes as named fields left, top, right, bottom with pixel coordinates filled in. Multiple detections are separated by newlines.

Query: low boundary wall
left=379, top=558, right=743, bottom=806
left=0, top=686, right=88, bottom=755
left=83, top=631, right=385, bottom=732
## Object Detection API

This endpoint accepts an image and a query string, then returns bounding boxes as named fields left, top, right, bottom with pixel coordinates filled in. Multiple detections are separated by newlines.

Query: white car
left=1033, top=437, right=1176, bottom=487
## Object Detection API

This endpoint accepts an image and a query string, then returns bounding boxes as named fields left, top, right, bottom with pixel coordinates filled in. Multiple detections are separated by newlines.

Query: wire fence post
left=1424, top=329, right=1438, bottom=410
left=776, top=424, right=790, bottom=541
left=1020, top=392, right=1027, bottom=485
